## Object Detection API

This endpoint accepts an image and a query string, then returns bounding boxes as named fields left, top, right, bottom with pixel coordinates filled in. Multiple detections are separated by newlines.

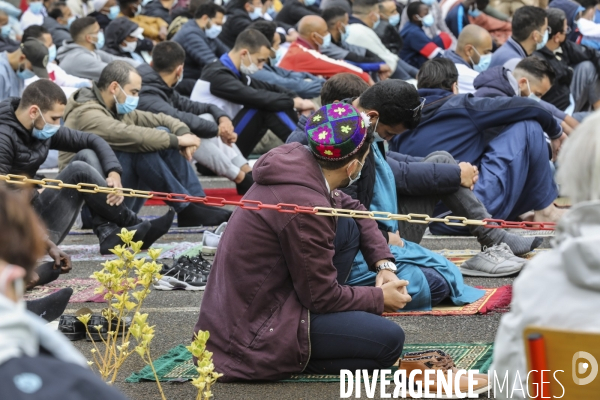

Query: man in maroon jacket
left=195, top=103, right=411, bottom=381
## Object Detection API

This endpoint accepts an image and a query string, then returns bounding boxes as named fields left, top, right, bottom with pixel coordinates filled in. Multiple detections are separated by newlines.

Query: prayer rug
left=382, top=285, right=512, bottom=317
left=125, top=342, right=494, bottom=383
left=144, top=188, right=242, bottom=206
left=24, top=278, right=105, bottom=303
left=68, top=225, right=213, bottom=236
left=41, top=242, right=203, bottom=262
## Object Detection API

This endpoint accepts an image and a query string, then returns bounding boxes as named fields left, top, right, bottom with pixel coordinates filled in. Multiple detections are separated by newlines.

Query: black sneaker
left=187, top=253, right=213, bottom=277
left=154, top=258, right=207, bottom=291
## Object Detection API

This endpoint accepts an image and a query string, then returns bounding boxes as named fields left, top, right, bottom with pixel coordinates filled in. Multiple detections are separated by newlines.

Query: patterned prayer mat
left=24, top=278, right=105, bottom=303
left=383, top=285, right=512, bottom=317
left=41, top=242, right=203, bottom=262
left=126, top=343, right=494, bottom=383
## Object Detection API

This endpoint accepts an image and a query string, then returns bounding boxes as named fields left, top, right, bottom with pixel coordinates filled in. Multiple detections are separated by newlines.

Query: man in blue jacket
left=248, top=20, right=325, bottom=99
left=390, top=58, right=566, bottom=229
left=489, top=6, right=548, bottom=70
left=172, top=3, right=228, bottom=96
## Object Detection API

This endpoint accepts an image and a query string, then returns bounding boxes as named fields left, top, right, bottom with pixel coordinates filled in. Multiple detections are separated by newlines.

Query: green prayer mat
left=125, top=342, right=494, bottom=383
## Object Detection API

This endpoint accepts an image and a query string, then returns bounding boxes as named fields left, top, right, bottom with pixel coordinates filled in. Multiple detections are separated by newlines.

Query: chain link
left=0, top=174, right=557, bottom=230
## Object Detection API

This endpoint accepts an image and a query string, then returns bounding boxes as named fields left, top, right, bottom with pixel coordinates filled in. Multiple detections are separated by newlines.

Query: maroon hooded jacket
left=195, top=143, right=394, bottom=381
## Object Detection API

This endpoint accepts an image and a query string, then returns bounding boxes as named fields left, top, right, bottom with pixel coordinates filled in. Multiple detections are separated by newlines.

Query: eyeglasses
left=410, top=97, right=426, bottom=118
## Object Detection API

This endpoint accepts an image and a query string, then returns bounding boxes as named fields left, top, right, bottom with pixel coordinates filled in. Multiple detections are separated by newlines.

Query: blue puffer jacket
left=172, top=19, right=230, bottom=81
left=389, top=88, right=563, bottom=165
left=472, top=65, right=517, bottom=98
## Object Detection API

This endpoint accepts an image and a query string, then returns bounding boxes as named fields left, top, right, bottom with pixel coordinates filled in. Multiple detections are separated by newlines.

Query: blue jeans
left=114, top=149, right=206, bottom=213
left=305, top=218, right=405, bottom=374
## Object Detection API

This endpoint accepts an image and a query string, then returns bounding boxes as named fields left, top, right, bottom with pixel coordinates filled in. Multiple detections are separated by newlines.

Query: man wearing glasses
left=489, top=6, right=549, bottom=70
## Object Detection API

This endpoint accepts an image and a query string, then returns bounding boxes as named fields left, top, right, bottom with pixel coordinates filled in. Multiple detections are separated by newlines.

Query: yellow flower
left=77, top=314, right=91, bottom=325
left=147, top=248, right=162, bottom=260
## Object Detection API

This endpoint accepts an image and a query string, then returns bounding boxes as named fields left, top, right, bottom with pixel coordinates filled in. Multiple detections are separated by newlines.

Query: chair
left=523, top=326, right=600, bottom=399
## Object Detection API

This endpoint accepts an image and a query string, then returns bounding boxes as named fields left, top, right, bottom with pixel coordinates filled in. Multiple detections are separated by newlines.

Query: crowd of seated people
left=1, top=0, right=599, bottom=396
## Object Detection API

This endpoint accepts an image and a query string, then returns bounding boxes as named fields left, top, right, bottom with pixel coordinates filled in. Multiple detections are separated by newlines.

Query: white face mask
left=345, top=159, right=364, bottom=187
left=120, top=40, right=137, bottom=53
left=240, top=53, right=259, bottom=74
left=525, top=79, right=541, bottom=102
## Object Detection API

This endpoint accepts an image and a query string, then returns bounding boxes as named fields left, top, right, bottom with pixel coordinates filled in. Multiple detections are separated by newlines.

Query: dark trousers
left=233, top=107, right=298, bottom=157
left=114, top=149, right=206, bottom=214
left=34, top=150, right=139, bottom=245
left=305, top=218, right=405, bottom=374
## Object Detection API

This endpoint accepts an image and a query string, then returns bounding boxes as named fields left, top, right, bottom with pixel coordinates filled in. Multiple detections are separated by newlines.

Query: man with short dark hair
left=218, top=0, right=265, bottom=48
left=0, top=79, right=173, bottom=254
left=0, top=39, right=48, bottom=100
left=400, top=1, right=453, bottom=68
left=56, top=17, right=139, bottom=80
left=43, top=1, right=73, bottom=48
left=172, top=3, right=228, bottom=94
left=391, top=58, right=566, bottom=227
left=534, top=7, right=600, bottom=115
left=138, top=41, right=254, bottom=194
left=60, top=61, right=231, bottom=227
left=248, top=20, right=325, bottom=98
left=489, top=6, right=548, bottom=69
left=201, top=28, right=316, bottom=156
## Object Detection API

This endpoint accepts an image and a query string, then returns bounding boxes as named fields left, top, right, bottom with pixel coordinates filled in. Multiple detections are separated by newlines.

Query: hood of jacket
left=0, top=293, right=87, bottom=368
left=56, top=41, right=92, bottom=59
left=0, top=98, right=31, bottom=143
left=105, top=17, right=139, bottom=52
left=418, top=88, right=454, bottom=122
left=473, top=66, right=519, bottom=98
left=137, top=63, right=173, bottom=98
left=253, top=142, right=329, bottom=198
left=555, top=201, right=600, bottom=291
left=64, top=85, right=116, bottom=122
left=549, top=0, right=581, bottom=28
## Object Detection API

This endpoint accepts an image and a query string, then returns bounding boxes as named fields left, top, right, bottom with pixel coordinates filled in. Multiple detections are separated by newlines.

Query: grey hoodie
left=56, top=41, right=139, bottom=81
left=491, top=200, right=600, bottom=399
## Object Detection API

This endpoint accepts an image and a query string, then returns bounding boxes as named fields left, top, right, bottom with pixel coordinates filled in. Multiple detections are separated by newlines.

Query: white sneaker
left=201, top=222, right=227, bottom=256
left=460, top=243, right=526, bottom=277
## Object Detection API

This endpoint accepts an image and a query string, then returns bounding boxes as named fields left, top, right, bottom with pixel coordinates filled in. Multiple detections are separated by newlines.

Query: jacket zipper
left=300, top=309, right=311, bottom=373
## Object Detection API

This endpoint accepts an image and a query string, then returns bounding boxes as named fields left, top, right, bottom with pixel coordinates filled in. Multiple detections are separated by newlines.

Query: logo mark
left=572, top=351, right=598, bottom=385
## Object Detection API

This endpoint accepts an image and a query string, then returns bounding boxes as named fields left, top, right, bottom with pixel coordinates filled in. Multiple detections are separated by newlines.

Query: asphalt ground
left=58, top=203, right=525, bottom=400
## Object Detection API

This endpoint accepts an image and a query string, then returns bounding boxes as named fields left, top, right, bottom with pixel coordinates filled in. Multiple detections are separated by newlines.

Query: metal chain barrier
left=0, top=174, right=557, bottom=231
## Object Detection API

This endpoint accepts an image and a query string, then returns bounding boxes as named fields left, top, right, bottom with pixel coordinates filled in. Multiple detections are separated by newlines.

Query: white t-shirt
left=455, top=63, right=479, bottom=94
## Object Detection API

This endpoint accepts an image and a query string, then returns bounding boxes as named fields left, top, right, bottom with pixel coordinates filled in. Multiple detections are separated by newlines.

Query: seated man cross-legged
left=59, top=61, right=231, bottom=227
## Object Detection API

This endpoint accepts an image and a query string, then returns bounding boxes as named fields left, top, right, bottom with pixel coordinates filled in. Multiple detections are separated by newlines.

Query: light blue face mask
left=345, top=159, right=363, bottom=187
left=421, top=0, right=434, bottom=5
left=470, top=47, right=491, bottom=73
left=205, top=23, right=222, bottom=39
left=67, top=15, right=76, bottom=28
left=17, top=65, right=35, bottom=80
left=371, top=118, right=384, bottom=142
left=267, top=5, right=276, bottom=18
left=304, top=0, right=316, bottom=6
left=249, top=6, right=262, bottom=20
left=92, top=31, right=105, bottom=49
left=114, top=84, right=139, bottom=114
left=420, top=13, right=434, bottom=27
left=388, top=13, right=400, bottom=27
left=269, top=47, right=283, bottom=65
left=175, top=69, right=184, bottom=86
left=48, top=44, right=57, bottom=63
left=29, top=2, right=44, bottom=15
left=142, top=0, right=152, bottom=6
left=317, top=32, right=331, bottom=49
left=536, top=29, right=548, bottom=51
left=32, top=108, right=61, bottom=140
left=525, top=79, right=541, bottom=102
left=468, top=7, right=481, bottom=18
left=108, top=5, right=120, bottom=19
left=373, top=13, right=381, bottom=29
left=340, top=26, right=349, bottom=43
left=1, top=24, right=11, bottom=38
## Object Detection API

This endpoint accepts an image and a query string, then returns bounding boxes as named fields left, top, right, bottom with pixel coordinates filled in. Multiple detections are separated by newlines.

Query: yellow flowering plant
left=187, top=331, right=223, bottom=400
left=77, top=228, right=165, bottom=398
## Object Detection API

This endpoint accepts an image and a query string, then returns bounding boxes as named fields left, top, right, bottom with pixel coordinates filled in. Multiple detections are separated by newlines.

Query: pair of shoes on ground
left=398, top=349, right=490, bottom=398
left=153, top=251, right=213, bottom=291
left=200, top=222, right=227, bottom=257
left=460, top=243, right=529, bottom=277
left=99, top=208, right=176, bottom=255
left=58, top=308, right=131, bottom=341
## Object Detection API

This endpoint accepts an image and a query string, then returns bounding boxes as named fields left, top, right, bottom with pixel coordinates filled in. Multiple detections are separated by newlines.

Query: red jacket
left=279, top=38, right=371, bottom=83
left=195, top=143, right=394, bottom=381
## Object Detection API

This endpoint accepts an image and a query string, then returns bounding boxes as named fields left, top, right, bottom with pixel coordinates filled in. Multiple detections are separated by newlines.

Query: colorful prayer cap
left=305, top=103, right=368, bottom=161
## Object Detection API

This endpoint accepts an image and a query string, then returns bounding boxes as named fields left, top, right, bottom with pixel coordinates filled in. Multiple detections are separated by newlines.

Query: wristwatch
left=376, top=261, right=397, bottom=273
